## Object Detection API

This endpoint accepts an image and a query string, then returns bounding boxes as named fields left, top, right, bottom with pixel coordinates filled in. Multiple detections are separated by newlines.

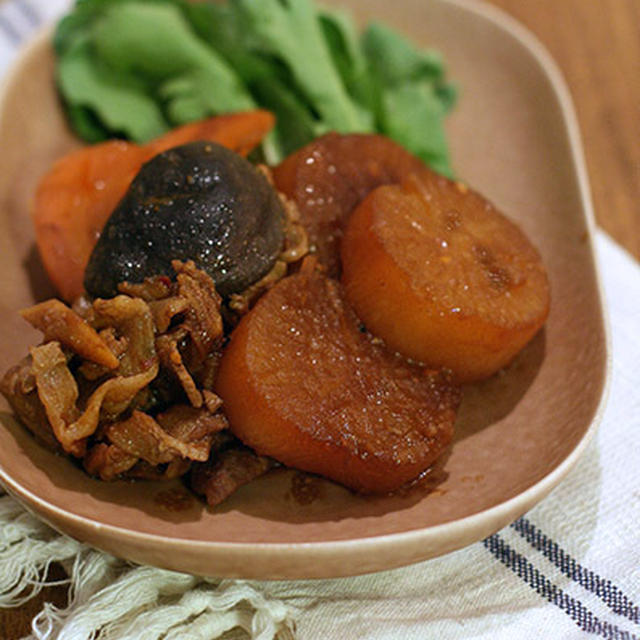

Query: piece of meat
left=104, top=410, right=213, bottom=466
left=92, top=296, right=157, bottom=377
left=202, top=390, right=223, bottom=414
left=173, top=260, right=224, bottom=361
left=85, top=406, right=227, bottom=482
left=78, top=328, right=128, bottom=380
left=21, top=300, right=119, bottom=369
left=147, top=296, right=189, bottom=333
left=29, top=342, right=158, bottom=457
left=3, top=296, right=160, bottom=457
left=78, top=364, right=160, bottom=426
left=155, top=334, right=203, bottom=408
left=0, top=253, right=258, bottom=507
left=30, top=342, right=83, bottom=456
left=0, top=355, right=60, bottom=451
left=190, top=447, right=276, bottom=507
left=156, top=404, right=228, bottom=443
left=117, top=275, right=173, bottom=301
left=84, top=442, right=139, bottom=481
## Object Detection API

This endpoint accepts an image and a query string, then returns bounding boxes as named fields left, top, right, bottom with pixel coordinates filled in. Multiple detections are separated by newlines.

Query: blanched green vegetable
left=235, top=0, right=373, bottom=133
left=57, top=37, right=168, bottom=141
left=55, top=0, right=254, bottom=142
left=182, top=1, right=322, bottom=162
left=54, top=0, right=457, bottom=175
left=362, top=21, right=456, bottom=176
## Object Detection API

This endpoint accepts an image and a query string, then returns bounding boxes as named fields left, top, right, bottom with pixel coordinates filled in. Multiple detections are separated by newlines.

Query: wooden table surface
left=2, top=0, right=639, bottom=637
left=488, top=0, right=640, bottom=261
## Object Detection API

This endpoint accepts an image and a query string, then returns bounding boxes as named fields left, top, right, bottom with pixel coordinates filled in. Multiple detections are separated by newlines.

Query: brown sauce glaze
left=153, top=487, right=195, bottom=513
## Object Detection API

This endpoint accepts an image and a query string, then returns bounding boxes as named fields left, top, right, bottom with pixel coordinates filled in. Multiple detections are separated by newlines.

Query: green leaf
left=63, top=104, right=112, bottom=143
left=361, top=20, right=457, bottom=174
left=380, top=83, right=454, bottom=178
left=232, top=0, right=373, bottom=132
left=251, top=76, right=320, bottom=164
left=54, top=0, right=457, bottom=172
left=319, top=8, right=377, bottom=115
left=93, top=3, right=255, bottom=120
left=55, top=0, right=255, bottom=142
left=180, top=0, right=331, bottom=162
left=362, top=21, right=447, bottom=87
left=57, top=39, right=170, bottom=141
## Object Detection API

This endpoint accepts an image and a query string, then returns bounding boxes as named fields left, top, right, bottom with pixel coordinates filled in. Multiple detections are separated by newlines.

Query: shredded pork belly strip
left=156, top=334, right=203, bottom=408
left=0, top=259, right=286, bottom=506
left=21, top=300, right=119, bottom=369
left=190, top=448, right=277, bottom=507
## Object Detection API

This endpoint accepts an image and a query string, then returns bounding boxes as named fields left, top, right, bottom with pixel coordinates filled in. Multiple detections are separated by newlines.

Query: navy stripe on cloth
left=15, top=0, right=41, bottom=28
left=512, top=517, right=640, bottom=625
left=0, top=0, right=42, bottom=47
left=484, top=533, right=639, bottom=640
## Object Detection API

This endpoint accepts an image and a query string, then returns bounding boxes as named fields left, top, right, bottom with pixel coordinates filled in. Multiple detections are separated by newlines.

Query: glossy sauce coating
left=341, top=172, right=550, bottom=382
left=272, top=133, right=425, bottom=276
left=215, top=271, right=461, bottom=494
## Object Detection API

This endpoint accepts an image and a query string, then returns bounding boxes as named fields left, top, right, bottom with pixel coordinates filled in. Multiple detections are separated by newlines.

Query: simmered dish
left=1, top=115, right=549, bottom=507
left=0, top=0, right=550, bottom=512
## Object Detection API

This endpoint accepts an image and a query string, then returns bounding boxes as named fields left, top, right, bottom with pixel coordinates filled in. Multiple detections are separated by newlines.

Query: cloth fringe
left=0, top=494, right=297, bottom=640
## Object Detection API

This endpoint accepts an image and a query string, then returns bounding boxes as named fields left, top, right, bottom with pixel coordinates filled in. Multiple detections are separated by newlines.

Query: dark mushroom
left=84, top=141, right=285, bottom=298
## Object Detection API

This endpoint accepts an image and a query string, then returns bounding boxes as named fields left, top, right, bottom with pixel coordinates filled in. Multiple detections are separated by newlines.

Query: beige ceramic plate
left=0, top=0, right=609, bottom=579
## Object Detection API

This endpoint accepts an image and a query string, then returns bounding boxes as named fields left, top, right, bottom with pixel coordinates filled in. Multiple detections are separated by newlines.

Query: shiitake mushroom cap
left=84, top=141, right=285, bottom=298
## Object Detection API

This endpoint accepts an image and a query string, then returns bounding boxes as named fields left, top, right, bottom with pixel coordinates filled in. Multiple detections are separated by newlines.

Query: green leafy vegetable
left=362, top=21, right=457, bottom=176
left=319, top=7, right=378, bottom=119
left=180, top=1, right=321, bottom=163
left=57, top=36, right=169, bottom=141
left=54, top=0, right=457, bottom=174
left=233, top=0, right=373, bottom=133
left=55, top=0, right=254, bottom=141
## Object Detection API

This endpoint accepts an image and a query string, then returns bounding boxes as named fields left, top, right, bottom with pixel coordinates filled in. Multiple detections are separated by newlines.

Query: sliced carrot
left=147, top=110, right=274, bottom=158
left=33, top=110, right=274, bottom=302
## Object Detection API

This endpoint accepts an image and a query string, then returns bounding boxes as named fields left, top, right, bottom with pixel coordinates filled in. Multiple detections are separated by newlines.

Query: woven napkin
left=1, top=2, right=639, bottom=638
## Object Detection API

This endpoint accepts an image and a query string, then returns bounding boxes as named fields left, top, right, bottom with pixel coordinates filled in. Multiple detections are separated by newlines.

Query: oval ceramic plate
left=0, top=0, right=609, bottom=579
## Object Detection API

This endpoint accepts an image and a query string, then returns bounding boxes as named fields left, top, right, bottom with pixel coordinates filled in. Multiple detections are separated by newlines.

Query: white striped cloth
left=0, top=0, right=67, bottom=76
left=0, top=2, right=639, bottom=639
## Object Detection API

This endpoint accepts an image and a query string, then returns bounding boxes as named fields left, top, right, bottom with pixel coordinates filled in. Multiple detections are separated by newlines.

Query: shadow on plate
left=212, top=447, right=452, bottom=524
left=23, top=244, right=57, bottom=303
left=454, top=329, right=546, bottom=443
left=0, top=411, right=205, bottom=525
left=0, top=406, right=454, bottom=526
